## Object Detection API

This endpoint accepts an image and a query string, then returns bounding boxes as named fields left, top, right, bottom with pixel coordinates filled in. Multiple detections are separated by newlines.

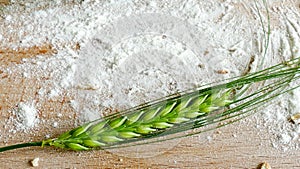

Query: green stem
left=0, top=141, right=43, bottom=152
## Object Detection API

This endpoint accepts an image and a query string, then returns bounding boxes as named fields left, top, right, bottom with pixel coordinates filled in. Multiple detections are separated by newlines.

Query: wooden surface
left=1, top=46, right=300, bottom=169
left=1, top=1, right=300, bottom=169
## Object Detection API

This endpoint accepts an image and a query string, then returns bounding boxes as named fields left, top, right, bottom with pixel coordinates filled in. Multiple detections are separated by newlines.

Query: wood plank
left=1, top=1, right=300, bottom=168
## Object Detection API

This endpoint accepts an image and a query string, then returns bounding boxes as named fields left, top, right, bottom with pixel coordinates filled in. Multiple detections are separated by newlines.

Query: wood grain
left=0, top=44, right=56, bottom=66
left=0, top=0, right=9, bottom=5
left=1, top=1, right=300, bottom=169
left=0, top=47, right=299, bottom=168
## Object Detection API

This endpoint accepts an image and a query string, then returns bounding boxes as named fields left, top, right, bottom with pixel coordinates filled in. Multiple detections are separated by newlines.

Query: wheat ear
left=41, top=88, right=233, bottom=150
left=39, top=57, right=300, bottom=151
left=1, top=57, right=300, bottom=152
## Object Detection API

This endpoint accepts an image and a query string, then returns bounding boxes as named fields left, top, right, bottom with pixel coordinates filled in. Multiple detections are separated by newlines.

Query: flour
left=73, top=1, right=256, bottom=124
left=255, top=6, right=300, bottom=151
left=11, top=102, right=39, bottom=132
left=261, top=87, right=300, bottom=151
left=1, top=0, right=300, bottom=152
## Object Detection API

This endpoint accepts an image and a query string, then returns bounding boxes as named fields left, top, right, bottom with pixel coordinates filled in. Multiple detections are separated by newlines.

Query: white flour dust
left=0, top=0, right=300, bottom=152
left=72, top=1, right=256, bottom=123
left=8, top=102, right=39, bottom=133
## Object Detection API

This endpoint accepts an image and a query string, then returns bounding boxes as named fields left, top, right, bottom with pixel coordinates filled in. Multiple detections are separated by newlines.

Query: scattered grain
left=289, top=112, right=300, bottom=124
left=30, top=157, right=40, bottom=167
left=216, top=69, right=229, bottom=74
left=258, top=162, right=271, bottom=169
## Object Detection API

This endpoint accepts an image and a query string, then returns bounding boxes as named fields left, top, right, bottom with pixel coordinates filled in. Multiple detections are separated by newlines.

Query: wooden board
left=1, top=46, right=300, bottom=169
left=1, top=1, right=300, bottom=168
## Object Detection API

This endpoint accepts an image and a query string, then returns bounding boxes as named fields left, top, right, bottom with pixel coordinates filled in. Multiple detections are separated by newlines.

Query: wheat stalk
left=1, top=56, right=299, bottom=152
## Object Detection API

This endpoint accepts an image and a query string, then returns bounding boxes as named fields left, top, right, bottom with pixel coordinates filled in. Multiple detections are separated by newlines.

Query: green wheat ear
left=1, top=57, right=300, bottom=152
left=41, top=88, right=233, bottom=151
left=0, top=0, right=277, bottom=153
